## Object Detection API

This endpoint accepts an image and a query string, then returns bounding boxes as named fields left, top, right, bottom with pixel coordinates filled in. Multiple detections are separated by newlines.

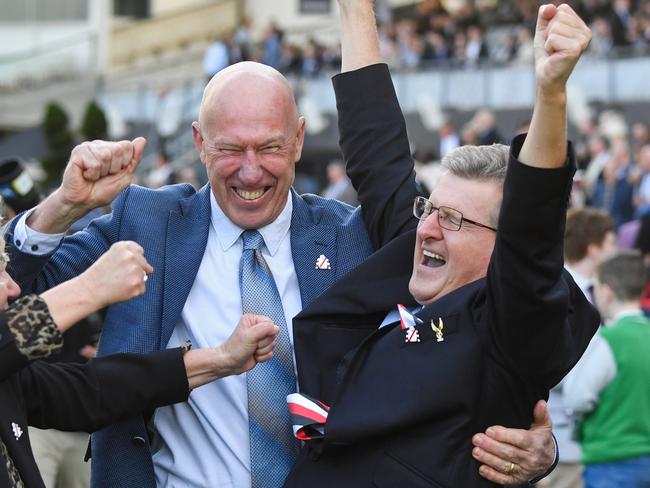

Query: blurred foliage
left=81, top=100, right=108, bottom=141
left=41, top=101, right=73, bottom=187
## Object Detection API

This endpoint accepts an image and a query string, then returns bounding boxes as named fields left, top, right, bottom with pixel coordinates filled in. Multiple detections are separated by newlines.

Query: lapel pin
left=431, top=318, right=444, bottom=342
left=11, top=422, right=22, bottom=440
left=405, top=327, right=421, bottom=343
left=315, top=254, right=331, bottom=270
left=397, top=304, right=421, bottom=342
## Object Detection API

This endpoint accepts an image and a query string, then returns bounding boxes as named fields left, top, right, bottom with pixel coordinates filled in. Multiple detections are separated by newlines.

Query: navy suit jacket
left=286, top=137, right=601, bottom=487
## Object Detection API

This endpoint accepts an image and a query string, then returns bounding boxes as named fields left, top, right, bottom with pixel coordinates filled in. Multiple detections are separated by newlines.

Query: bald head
left=198, top=62, right=299, bottom=133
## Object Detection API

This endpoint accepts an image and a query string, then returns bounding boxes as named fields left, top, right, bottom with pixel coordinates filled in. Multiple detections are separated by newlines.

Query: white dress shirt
left=152, top=193, right=301, bottom=487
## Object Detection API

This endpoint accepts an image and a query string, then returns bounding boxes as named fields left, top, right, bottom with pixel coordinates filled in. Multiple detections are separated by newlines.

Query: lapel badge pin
left=405, top=327, right=420, bottom=343
left=397, top=304, right=420, bottom=343
left=315, top=254, right=331, bottom=270
left=431, top=318, right=444, bottom=342
left=11, top=422, right=23, bottom=440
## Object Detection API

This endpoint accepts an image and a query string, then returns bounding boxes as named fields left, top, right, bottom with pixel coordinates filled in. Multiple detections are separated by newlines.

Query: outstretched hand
left=472, top=400, right=555, bottom=485
left=534, top=4, right=591, bottom=95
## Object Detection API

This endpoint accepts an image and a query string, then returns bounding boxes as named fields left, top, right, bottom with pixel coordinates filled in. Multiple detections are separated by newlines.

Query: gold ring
left=505, top=462, right=516, bottom=476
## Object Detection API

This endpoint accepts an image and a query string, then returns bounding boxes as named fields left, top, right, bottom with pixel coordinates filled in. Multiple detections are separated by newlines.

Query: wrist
left=76, top=267, right=108, bottom=310
left=535, top=85, right=567, bottom=107
left=27, top=189, right=90, bottom=234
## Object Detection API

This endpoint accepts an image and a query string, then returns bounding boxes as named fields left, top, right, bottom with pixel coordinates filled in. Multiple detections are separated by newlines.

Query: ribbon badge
left=431, top=318, right=444, bottom=342
left=398, top=304, right=421, bottom=343
left=287, top=393, right=330, bottom=441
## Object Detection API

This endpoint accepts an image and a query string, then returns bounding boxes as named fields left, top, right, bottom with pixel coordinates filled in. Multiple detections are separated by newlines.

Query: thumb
left=531, top=399, right=552, bottom=430
left=131, top=137, right=147, bottom=166
left=535, top=4, right=557, bottom=37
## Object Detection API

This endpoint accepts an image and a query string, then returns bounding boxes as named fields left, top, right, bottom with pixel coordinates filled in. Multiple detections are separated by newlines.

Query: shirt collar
left=609, top=308, right=644, bottom=325
left=210, top=190, right=293, bottom=256
left=565, top=265, right=593, bottom=294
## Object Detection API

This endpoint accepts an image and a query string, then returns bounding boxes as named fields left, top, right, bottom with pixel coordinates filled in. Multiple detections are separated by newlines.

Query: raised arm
left=26, top=138, right=145, bottom=234
left=519, top=4, right=591, bottom=168
left=334, top=0, right=420, bottom=248
left=474, top=5, right=593, bottom=485
left=338, top=0, right=381, bottom=72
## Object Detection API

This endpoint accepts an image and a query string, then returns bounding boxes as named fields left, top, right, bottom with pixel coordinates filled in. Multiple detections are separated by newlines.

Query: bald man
left=6, top=61, right=555, bottom=487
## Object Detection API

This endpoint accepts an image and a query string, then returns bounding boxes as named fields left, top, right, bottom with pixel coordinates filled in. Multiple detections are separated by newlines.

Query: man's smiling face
left=409, top=172, right=501, bottom=305
left=194, top=66, right=304, bottom=230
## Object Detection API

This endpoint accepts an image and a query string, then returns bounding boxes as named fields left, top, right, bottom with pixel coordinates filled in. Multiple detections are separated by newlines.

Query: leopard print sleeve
left=5, top=294, right=63, bottom=361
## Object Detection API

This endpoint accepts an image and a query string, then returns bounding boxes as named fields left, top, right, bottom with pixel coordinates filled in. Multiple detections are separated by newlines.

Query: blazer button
left=131, top=436, right=146, bottom=446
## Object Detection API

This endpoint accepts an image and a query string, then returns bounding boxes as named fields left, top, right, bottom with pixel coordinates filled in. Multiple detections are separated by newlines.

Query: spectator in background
left=439, top=120, right=460, bottom=157
left=583, top=134, right=611, bottom=199
left=203, top=36, right=230, bottom=82
left=590, top=17, right=615, bottom=57
left=422, top=30, right=452, bottom=64
left=635, top=144, right=650, bottom=218
left=464, top=24, right=488, bottom=66
left=590, top=137, right=636, bottom=229
left=145, top=151, right=176, bottom=189
left=301, top=40, right=322, bottom=78
left=564, top=251, right=650, bottom=488
left=541, top=208, right=615, bottom=488
left=514, top=27, right=535, bottom=65
left=632, top=122, right=650, bottom=155
left=321, top=160, right=358, bottom=206
left=262, top=21, right=284, bottom=69
left=472, top=108, right=502, bottom=145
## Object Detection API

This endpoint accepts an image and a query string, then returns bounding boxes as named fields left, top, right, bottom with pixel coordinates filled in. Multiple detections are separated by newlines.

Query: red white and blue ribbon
left=398, top=303, right=421, bottom=342
left=287, top=393, right=330, bottom=441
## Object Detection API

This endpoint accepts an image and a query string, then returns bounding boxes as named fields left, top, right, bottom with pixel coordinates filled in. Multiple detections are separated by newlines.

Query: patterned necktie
left=239, top=230, right=299, bottom=487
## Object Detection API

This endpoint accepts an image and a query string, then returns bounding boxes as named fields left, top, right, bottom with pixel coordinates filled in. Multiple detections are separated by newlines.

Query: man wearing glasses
left=285, top=2, right=600, bottom=487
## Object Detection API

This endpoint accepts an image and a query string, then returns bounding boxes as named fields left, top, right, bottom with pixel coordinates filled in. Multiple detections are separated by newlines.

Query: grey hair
left=440, top=144, right=510, bottom=226
left=441, top=144, right=509, bottom=182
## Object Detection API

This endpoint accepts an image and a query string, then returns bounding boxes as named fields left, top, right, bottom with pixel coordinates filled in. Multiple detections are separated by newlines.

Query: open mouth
left=422, top=250, right=446, bottom=268
left=234, top=187, right=270, bottom=201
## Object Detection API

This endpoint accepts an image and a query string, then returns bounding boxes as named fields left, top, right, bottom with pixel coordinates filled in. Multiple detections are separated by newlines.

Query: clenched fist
left=79, top=241, right=153, bottom=308
left=61, top=137, right=146, bottom=211
left=534, top=4, right=592, bottom=95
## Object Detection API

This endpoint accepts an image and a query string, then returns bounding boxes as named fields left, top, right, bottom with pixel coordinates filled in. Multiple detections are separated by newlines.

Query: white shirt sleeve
left=563, top=334, right=617, bottom=415
left=13, top=211, right=65, bottom=255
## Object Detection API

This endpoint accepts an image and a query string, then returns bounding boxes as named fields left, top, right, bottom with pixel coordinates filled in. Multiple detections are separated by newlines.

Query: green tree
left=41, top=102, right=73, bottom=186
left=80, top=100, right=108, bottom=141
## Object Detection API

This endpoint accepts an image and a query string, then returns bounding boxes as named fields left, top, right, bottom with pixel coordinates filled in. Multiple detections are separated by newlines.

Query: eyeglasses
left=413, top=196, right=497, bottom=232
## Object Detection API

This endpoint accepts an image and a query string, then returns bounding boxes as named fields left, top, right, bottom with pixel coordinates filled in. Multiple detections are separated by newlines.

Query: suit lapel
left=160, top=185, right=211, bottom=348
left=297, top=229, right=418, bottom=321
left=290, top=191, right=338, bottom=308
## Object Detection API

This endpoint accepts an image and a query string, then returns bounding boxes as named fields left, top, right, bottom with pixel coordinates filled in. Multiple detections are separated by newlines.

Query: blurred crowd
left=204, top=0, right=650, bottom=79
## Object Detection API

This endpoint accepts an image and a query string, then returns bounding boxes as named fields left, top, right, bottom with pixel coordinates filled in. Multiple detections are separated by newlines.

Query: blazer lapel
left=290, top=190, right=338, bottom=308
left=297, top=229, right=418, bottom=321
left=160, top=185, right=211, bottom=348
